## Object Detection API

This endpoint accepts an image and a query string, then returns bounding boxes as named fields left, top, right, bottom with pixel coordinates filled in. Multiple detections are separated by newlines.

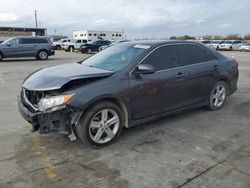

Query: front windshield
left=2, top=38, right=14, bottom=44
left=223, top=41, right=233, bottom=44
left=212, top=41, right=220, bottom=44
left=81, top=44, right=147, bottom=71
left=87, top=40, right=96, bottom=44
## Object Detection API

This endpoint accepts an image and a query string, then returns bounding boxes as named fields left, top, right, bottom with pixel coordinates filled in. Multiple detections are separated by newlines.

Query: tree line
left=170, top=34, right=250, bottom=40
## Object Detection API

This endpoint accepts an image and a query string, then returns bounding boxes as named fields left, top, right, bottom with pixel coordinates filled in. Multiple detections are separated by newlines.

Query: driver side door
left=2, top=38, right=22, bottom=57
left=129, top=45, right=187, bottom=120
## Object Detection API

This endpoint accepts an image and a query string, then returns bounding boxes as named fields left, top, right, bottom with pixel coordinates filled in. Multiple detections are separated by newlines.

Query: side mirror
left=135, top=64, right=155, bottom=74
left=6, top=43, right=11, bottom=46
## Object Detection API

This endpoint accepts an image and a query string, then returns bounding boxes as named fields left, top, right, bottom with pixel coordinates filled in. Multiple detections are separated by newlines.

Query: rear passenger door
left=19, top=38, right=36, bottom=56
left=179, top=44, right=220, bottom=105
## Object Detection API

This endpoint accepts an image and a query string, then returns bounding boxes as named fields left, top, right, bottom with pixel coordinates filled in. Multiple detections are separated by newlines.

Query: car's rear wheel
left=208, top=81, right=228, bottom=110
left=76, top=101, right=123, bottom=148
left=87, top=48, right=92, bottom=54
left=37, top=50, right=48, bottom=60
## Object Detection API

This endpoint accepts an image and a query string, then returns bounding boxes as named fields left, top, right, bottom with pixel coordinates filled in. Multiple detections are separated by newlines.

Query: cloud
left=218, top=23, right=232, bottom=28
left=0, top=13, right=19, bottom=23
left=195, top=19, right=206, bottom=25
left=0, top=0, right=249, bottom=37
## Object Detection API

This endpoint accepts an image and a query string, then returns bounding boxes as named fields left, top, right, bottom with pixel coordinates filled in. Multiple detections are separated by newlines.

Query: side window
left=35, top=39, right=48, bottom=43
left=10, top=38, right=20, bottom=45
left=142, top=45, right=179, bottom=71
left=205, top=50, right=217, bottom=61
left=20, top=38, right=31, bottom=44
left=180, top=44, right=207, bottom=66
left=76, top=40, right=81, bottom=43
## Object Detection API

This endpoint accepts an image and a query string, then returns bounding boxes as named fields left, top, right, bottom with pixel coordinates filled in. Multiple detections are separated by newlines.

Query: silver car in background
left=211, top=40, right=224, bottom=50
left=218, top=40, right=242, bottom=51
left=200, top=40, right=213, bottom=48
left=239, top=42, right=250, bottom=52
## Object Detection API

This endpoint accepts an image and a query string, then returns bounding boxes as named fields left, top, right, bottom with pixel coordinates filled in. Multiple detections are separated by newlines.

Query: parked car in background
left=99, top=40, right=130, bottom=51
left=200, top=40, right=213, bottom=48
left=52, top=38, right=71, bottom=50
left=211, top=40, right=224, bottom=50
left=80, top=40, right=111, bottom=54
left=0, top=36, right=54, bottom=61
left=62, top=39, right=88, bottom=52
left=239, top=42, right=250, bottom=52
left=18, top=41, right=238, bottom=148
left=218, top=40, right=242, bottom=51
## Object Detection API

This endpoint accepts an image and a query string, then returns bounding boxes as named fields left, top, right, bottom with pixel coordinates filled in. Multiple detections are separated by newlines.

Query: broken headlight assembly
left=38, top=94, right=74, bottom=112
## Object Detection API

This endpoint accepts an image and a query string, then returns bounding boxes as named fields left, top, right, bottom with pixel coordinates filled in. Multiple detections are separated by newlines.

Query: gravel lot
left=0, top=50, right=249, bottom=188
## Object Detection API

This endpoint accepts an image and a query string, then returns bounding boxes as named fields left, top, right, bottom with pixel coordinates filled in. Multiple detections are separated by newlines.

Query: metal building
left=73, top=30, right=125, bottom=41
left=0, top=26, right=47, bottom=40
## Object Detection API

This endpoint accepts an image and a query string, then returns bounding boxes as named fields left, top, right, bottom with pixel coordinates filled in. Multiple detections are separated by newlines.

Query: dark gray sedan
left=18, top=41, right=238, bottom=148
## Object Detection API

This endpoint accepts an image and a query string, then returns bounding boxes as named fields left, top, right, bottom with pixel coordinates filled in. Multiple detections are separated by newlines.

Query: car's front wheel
left=208, top=81, right=228, bottom=110
left=76, top=101, right=123, bottom=148
left=86, top=48, right=92, bottom=54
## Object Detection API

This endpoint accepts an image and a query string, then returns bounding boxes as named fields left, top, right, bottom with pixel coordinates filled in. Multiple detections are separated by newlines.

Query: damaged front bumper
left=18, top=94, right=82, bottom=136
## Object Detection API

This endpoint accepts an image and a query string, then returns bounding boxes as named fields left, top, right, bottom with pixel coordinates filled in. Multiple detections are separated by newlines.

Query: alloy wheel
left=39, top=51, right=48, bottom=60
left=212, top=84, right=226, bottom=108
left=89, top=109, right=120, bottom=144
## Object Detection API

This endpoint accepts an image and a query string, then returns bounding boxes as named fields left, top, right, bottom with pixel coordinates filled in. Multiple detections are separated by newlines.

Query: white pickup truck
left=62, top=39, right=88, bottom=52
left=52, top=38, right=71, bottom=50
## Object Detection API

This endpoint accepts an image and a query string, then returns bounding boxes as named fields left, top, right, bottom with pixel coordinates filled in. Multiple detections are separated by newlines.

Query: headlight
left=38, top=94, right=74, bottom=111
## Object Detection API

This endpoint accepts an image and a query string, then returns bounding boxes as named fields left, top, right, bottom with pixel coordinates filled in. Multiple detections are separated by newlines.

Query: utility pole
left=34, top=10, right=38, bottom=28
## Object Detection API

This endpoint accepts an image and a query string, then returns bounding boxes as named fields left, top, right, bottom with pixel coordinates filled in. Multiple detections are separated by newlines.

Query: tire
left=208, top=81, right=228, bottom=110
left=56, top=45, right=61, bottom=50
left=37, top=50, right=48, bottom=60
left=69, top=46, right=74, bottom=52
left=0, top=52, right=2, bottom=62
left=76, top=101, right=124, bottom=148
left=86, top=48, right=92, bottom=54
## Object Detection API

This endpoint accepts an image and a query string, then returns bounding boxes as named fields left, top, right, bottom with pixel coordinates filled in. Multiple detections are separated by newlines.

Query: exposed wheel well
left=38, top=49, right=48, bottom=54
left=219, top=78, right=230, bottom=94
left=84, top=98, right=129, bottom=128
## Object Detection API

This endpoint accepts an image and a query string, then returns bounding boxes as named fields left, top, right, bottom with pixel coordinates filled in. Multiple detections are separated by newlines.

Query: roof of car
left=122, top=40, right=202, bottom=48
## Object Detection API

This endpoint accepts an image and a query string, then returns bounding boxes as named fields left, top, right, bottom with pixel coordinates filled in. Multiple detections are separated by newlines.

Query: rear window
left=180, top=44, right=216, bottom=66
left=202, top=41, right=210, bottom=44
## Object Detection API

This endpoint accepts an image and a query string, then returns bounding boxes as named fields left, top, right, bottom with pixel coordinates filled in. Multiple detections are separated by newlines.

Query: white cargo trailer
left=73, top=30, right=125, bottom=41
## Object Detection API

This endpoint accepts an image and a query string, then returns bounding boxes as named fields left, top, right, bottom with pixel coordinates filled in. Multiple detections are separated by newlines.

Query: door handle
left=176, top=72, right=184, bottom=78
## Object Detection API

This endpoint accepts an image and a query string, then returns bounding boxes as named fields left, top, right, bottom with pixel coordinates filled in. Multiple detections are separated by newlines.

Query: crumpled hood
left=23, top=63, right=114, bottom=91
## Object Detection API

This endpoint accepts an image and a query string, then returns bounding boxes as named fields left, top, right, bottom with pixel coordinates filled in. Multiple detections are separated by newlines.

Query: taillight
left=231, top=53, right=238, bottom=65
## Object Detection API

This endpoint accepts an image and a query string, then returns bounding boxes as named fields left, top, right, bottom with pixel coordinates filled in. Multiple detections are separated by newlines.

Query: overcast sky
left=0, top=0, right=249, bottom=38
